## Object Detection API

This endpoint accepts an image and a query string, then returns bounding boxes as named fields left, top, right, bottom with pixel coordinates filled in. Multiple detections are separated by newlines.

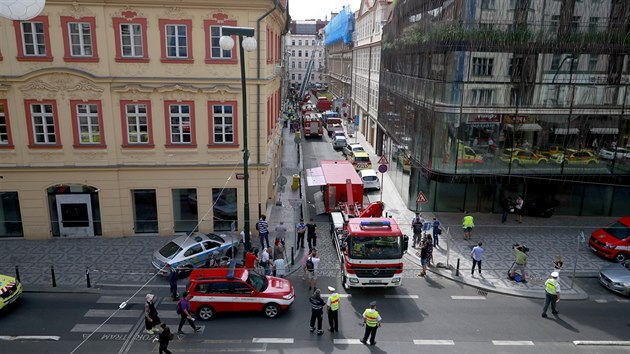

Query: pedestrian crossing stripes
left=333, top=339, right=363, bottom=345
left=492, top=340, right=534, bottom=346
left=450, top=295, right=486, bottom=300
left=573, top=340, right=630, bottom=346
left=413, top=340, right=454, bottom=345
left=96, top=296, right=146, bottom=304
left=592, top=298, right=630, bottom=303
left=0, top=336, right=60, bottom=341
left=252, top=338, right=294, bottom=344
left=321, top=294, right=351, bottom=298
left=384, top=295, right=419, bottom=299
left=71, top=324, right=133, bottom=333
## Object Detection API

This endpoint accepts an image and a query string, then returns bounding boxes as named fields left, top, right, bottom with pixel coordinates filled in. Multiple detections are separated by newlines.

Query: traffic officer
left=360, top=301, right=381, bottom=346
left=325, top=286, right=340, bottom=333
left=309, top=288, right=325, bottom=335
left=462, top=211, right=475, bottom=240
left=542, top=271, right=560, bottom=318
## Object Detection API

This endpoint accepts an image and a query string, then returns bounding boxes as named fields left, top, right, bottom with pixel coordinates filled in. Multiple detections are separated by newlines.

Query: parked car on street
left=348, top=151, right=372, bottom=171
left=599, top=260, right=630, bottom=296
left=499, top=148, right=548, bottom=166
left=598, top=147, right=630, bottom=160
left=562, top=150, right=599, bottom=166
left=359, top=169, right=380, bottom=191
left=332, top=135, right=347, bottom=150
left=0, top=273, right=22, bottom=310
left=342, top=143, right=364, bottom=156
left=589, top=217, right=630, bottom=262
left=187, top=268, right=295, bottom=320
left=152, top=233, right=239, bottom=276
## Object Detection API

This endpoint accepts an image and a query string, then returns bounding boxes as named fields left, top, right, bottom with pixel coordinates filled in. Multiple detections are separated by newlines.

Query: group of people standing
left=412, top=213, right=440, bottom=277
left=143, top=292, right=201, bottom=354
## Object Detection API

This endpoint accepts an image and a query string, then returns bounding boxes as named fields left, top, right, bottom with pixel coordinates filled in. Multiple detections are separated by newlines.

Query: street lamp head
left=242, top=37, right=257, bottom=52
left=0, top=0, right=45, bottom=20
left=219, top=35, right=235, bottom=51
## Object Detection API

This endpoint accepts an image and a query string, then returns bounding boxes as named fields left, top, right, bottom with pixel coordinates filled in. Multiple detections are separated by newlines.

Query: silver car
left=332, top=136, right=347, bottom=150
left=599, top=260, right=630, bottom=296
left=152, top=232, right=239, bottom=275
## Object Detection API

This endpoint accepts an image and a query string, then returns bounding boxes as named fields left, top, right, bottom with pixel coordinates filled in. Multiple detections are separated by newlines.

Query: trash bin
left=292, top=174, right=300, bottom=190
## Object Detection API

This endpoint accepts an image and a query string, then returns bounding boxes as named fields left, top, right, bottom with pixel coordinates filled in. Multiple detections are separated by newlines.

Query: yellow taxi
left=348, top=151, right=372, bottom=170
left=563, top=149, right=599, bottom=166
left=0, top=274, right=23, bottom=310
left=499, top=148, right=548, bottom=166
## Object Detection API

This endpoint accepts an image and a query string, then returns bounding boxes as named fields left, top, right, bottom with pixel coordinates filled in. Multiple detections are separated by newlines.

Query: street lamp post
left=219, top=26, right=257, bottom=251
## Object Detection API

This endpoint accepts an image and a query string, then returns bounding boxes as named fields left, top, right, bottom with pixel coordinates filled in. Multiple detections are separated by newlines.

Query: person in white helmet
left=542, top=271, right=560, bottom=318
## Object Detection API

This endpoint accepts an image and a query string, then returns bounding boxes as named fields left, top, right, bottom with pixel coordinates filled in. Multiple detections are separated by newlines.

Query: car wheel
left=197, top=305, right=215, bottom=320
left=263, top=303, right=281, bottom=318
left=614, top=252, right=628, bottom=263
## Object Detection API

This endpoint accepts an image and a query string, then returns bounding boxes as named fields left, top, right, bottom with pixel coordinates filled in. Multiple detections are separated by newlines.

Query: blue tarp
left=324, top=6, right=354, bottom=46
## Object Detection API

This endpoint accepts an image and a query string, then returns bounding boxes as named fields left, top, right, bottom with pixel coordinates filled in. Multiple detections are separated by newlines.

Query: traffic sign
left=415, top=191, right=428, bottom=204
left=377, top=155, right=389, bottom=165
left=378, top=164, right=388, bottom=173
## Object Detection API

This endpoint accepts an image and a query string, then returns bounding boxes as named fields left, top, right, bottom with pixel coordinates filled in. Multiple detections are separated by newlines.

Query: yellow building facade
left=0, top=0, right=288, bottom=239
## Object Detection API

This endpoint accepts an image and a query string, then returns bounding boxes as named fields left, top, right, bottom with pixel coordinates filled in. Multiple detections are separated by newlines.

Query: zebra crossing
left=69, top=295, right=205, bottom=341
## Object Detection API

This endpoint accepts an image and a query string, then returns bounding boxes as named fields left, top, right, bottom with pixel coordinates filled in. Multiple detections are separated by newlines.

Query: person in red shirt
left=245, top=248, right=258, bottom=270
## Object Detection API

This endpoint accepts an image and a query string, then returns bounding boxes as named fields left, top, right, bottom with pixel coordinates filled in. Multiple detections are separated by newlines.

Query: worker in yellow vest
left=360, top=301, right=382, bottom=346
left=462, top=211, right=475, bottom=240
left=325, top=286, right=340, bottom=333
left=542, top=271, right=560, bottom=318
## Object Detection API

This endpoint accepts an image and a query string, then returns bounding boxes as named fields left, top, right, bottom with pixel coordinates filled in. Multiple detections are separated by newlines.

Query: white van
left=358, top=169, right=380, bottom=191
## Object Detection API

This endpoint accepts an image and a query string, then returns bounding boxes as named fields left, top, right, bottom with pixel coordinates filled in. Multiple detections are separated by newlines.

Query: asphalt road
left=1, top=273, right=629, bottom=354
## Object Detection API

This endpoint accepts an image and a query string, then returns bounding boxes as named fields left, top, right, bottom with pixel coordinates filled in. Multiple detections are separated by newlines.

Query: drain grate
left=477, top=289, right=488, bottom=297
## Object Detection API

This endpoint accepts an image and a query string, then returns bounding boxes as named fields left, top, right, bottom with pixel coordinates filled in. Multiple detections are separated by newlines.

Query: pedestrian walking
left=553, top=255, right=564, bottom=272
left=542, top=271, right=560, bottom=318
left=158, top=323, right=173, bottom=354
left=309, top=288, right=326, bottom=335
left=144, top=294, right=161, bottom=334
left=273, top=239, right=285, bottom=261
left=166, top=263, right=179, bottom=301
left=515, top=196, right=524, bottom=223
left=261, top=247, right=271, bottom=275
left=471, top=242, right=483, bottom=277
left=360, top=301, right=381, bottom=346
left=411, top=213, right=423, bottom=248
left=306, top=218, right=317, bottom=250
left=500, top=197, right=512, bottom=224
left=325, top=286, right=340, bottom=333
left=273, top=257, right=286, bottom=278
left=176, top=291, right=201, bottom=334
left=244, top=248, right=258, bottom=271
left=275, top=221, right=287, bottom=246
left=462, top=211, right=475, bottom=240
left=301, top=248, right=312, bottom=280
left=256, top=215, right=270, bottom=249
left=306, top=249, right=320, bottom=290
left=431, top=217, right=441, bottom=247
left=418, top=237, right=431, bottom=277
left=296, top=219, right=307, bottom=249
left=509, top=244, right=528, bottom=283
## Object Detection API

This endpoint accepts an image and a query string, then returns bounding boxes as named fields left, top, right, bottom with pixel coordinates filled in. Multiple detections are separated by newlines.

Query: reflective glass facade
left=378, top=0, right=630, bottom=216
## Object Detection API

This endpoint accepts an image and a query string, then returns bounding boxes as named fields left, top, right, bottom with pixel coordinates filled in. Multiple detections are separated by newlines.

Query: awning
left=306, top=167, right=326, bottom=187
left=590, top=127, right=618, bottom=134
left=554, top=128, right=579, bottom=135
left=505, top=123, right=543, bottom=132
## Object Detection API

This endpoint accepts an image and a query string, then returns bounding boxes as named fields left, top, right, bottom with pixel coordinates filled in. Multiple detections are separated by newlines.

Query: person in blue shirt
left=431, top=217, right=441, bottom=247
left=470, top=242, right=484, bottom=277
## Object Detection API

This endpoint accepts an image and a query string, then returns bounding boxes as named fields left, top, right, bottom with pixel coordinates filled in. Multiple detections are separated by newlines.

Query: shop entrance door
left=56, top=194, right=94, bottom=237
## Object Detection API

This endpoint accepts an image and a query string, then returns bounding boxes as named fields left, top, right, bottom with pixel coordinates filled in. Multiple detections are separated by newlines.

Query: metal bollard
left=15, top=265, right=20, bottom=283
left=291, top=247, right=295, bottom=266
left=86, top=267, right=91, bottom=288
left=51, top=265, right=57, bottom=287
left=455, top=258, right=460, bottom=277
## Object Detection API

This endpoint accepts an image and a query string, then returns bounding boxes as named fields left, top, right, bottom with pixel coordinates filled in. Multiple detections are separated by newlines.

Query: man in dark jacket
left=166, top=263, right=179, bottom=300
left=309, top=288, right=326, bottom=335
left=158, top=323, right=173, bottom=354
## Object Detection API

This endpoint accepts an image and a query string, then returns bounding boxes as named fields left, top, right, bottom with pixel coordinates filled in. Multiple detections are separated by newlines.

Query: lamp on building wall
left=0, top=0, right=45, bottom=20
left=219, top=26, right=257, bottom=251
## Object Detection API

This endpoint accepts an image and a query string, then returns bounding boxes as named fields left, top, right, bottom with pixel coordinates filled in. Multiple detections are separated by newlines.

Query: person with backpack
left=306, top=249, right=320, bottom=290
left=411, top=213, right=424, bottom=248
left=158, top=323, right=173, bottom=354
left=176, top=291, right=201, bottom=334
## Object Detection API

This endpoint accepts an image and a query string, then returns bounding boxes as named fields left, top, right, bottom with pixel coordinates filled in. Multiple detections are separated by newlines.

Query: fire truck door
left=327, top=185, right=337, bottom=212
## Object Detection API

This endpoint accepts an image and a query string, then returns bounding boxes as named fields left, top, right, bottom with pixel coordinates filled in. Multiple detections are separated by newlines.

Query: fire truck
left=306, top=160, right=409, bottom=288
left=302, top=111, right=324, bottom=138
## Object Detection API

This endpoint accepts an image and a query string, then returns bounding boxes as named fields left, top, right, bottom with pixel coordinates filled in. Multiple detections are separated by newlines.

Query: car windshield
left=246, top=271, right=269, bottom=292
left=353, top=147, right=365, bottom=152
left=159, top=242, right=183, bottom=259
left=206, top=233, right=225, bottom=243
left=362, top=175, right=378, bottom=182
left=355, top=156, right=370, bottom=163
left=603, top=221, right=630, bottom=240
left=348, top=236, right=402, bottom=259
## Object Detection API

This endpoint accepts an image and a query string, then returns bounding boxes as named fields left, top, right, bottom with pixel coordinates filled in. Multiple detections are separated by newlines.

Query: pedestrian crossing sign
left=415, top=191, right=428, bottom=204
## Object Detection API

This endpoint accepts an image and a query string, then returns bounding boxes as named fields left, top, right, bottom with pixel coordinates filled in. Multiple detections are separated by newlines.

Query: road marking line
left=70, top=324, right=133, bottom=333
left=202, top=339, right=244, bottom=344
left=413, top=340, right=455, bottom=345
left=252, top=338, right=294, bottom=344
left=84, top=309, right=141, bottom=318
left=333, top=339, right=363, bottom=345
left=97, top=283, right=170, bottom=288
left=451, top=296, right=486, bottom=300
left=616, top=299, right=629, bottom=303
left=594, top=299, right=608, bottom=303
left=385, top=295, right=419, bottom=299
left=492, top=340, right=534, bottom=346
left=573, top=341, right=630, bottom=346
left=322, top=294, right=351, bottom=298
left=0, top=336, right=60, bottom=341
left=97, top=296, right=146, bottom=304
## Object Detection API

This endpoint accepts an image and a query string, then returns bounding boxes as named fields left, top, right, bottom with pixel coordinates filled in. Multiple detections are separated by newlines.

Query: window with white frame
left=470, top=89, right=494, bottom=105
left=120, top=23, right=143, bottom=57
left=212, top=105, right=234, bottom=144
left=291, top=61, right=295, bottom=68
left=298, top=61, right=302, bottom=68
left=76, top=104, right=101, bottom=144
left=291, top=73, right=295, bottom=80
left=68, top=22, right=93, bottom=56
left=298, top=40, right=302, bottom=45
left=169, top=104, right=192, bottom=143
left=30, top=103, right=56, bottom=144
left=210, top=26, right=231, bottom=59
left=0, top=104, right=7, bottom=144
left=472, top=57, right=494, bottom=76
left=298, top=73, right=302, bottom=80
left=125, top=104, right=149, bottom=143
left=21, top=22, right=46, bottom=56
left=305, top=50, right=309, bottom=57
left=298, top=50, right=302, bottom=57
left=165, top=24, right=188, bottom=58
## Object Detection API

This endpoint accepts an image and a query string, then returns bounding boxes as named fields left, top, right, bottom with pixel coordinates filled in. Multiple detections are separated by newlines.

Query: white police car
left=152, top=233, right=239, bottom=276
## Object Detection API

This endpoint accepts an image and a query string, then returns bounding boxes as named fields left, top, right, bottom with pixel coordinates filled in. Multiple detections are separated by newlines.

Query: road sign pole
left=380, top=173, right=384, bottom=201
